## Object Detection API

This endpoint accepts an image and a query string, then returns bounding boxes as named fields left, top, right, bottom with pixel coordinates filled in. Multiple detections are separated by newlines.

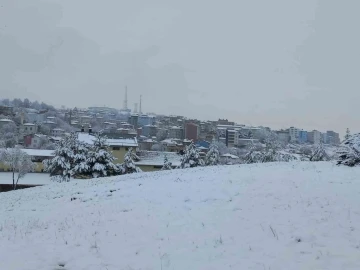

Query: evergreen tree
left=70, top=133, right=91, bottom=178
left=345, top=128, right=351, bottom=140
left=119, top=149, right=141, bottom=174
left=161, top=155, right=173, bottom=170
left=309, top=143, right=329, bottom=161
left=86, top=133, right=119, bottom=178
left=337, top=133, right=360, bottom=167
left=43, top=135, right=74, bottom=182
left=180, top=143, right=204, bottom=168
left=205, top=144, right=220, bottom=166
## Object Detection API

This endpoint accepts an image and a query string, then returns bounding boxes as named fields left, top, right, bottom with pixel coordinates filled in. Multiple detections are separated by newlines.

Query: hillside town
left=0, top=97, right=343, bottom=175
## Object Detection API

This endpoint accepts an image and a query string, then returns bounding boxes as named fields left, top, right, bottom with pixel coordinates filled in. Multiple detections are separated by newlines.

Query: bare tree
left=0, top=147, right=35, bottom=190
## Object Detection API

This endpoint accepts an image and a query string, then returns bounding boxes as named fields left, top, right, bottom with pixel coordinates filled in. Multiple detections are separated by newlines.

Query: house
left=135, top=151, right=181, bottom=172
left=0, top=148, right=54, bottom=173
left=77, top=132, right=138, bottom=163
left=42, top=120, right=56, bottom=129
left=0, top=118, right=14, bottom=129
left=23, top=134, right=48, bottom=149
left=22, top=123, right=37, bottom=135
left=51, top=128, right=65, bottom=137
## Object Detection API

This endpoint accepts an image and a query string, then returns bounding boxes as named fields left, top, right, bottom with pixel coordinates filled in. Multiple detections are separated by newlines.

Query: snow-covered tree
left=212, top=141, right=229, bottom=155
left=43, top=132, right=86, bottom=182
left=0, top=122, right=18, bottom=148
left=337, top=133, right=360, bottom=167
left=118, top=149, right=141, bottom=174
left=180, top=143, right=204, bottom=168
left=85, top=133, right=119, bottom=178
left=345, top=128, right=351, bottom=140
left=156, top=129, right=168, bottom=141
left=205, top=144, right=220, bottom=166
left=161, top=155, right=173, bottom=170
left=70, top=133, right=91, bottom=178
left=309, top=143, right=329, bottom=161
left=0, top=147, right=35, bottom=190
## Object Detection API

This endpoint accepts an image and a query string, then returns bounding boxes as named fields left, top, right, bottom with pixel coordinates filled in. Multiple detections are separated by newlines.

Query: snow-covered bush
left=309, top=144, right=330, bottom=162
left=205, top=144, right=220, bottom=166
left=0, top=147, right=35, bottom=190
left=161, top=155, right=173, bottom=170
left=118, top=149, right=142, bottom=174
left=337, top=133, right=360, bottom=167
left=180, top=143, right=204, bottom=168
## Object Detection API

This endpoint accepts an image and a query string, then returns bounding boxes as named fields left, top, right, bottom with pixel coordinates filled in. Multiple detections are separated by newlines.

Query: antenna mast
left=123, top=86, right=128, bottom=110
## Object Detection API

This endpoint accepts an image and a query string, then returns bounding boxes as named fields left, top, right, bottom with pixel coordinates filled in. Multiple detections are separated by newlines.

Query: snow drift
left=1, top=162, right=360, bottom=270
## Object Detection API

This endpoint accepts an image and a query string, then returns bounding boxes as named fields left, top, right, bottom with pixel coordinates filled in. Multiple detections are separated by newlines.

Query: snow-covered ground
left=1, top=162, right=360, bottom=270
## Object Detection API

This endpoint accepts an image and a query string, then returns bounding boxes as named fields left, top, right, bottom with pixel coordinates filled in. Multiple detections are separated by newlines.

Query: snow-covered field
left=1, top=162, right=360, bottom=270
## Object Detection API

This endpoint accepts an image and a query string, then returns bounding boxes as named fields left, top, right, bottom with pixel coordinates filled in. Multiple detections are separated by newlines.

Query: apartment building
left=307, top=130, right=321, bottom=144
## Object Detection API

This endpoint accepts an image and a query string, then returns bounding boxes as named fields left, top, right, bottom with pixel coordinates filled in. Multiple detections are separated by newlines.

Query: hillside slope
left=0, top=162, right=360, bottom=270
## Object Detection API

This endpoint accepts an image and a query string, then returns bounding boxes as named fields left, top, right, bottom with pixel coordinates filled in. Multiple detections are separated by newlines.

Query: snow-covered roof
left=135, top=151, right=181, bottom=166
left=21, top=149, right=55, bottom=157
left=43, top=120, right=56, bottom=124
left=0, top=118, right=14, bottom=122
left=77, top=133, right=138, bottom=147
left=52, top=128, right=64, bottom=131
left=221, top=153, right=239, bottom=159
left=23, top=123, right=35, bottom=126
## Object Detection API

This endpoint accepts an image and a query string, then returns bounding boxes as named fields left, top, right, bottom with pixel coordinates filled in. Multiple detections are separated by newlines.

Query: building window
left=125, top=147, right=129, bottom=151
left=112, top=147, right=120, bottom=150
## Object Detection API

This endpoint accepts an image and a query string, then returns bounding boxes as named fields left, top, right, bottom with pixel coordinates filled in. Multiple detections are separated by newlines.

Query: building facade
left=185, top=123, right=199, bottom=141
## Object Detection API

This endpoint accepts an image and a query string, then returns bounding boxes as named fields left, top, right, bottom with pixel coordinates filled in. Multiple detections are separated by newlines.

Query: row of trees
left=43, top=132, right=141, bottom=182
left=162, top=137, right=333, bottom=171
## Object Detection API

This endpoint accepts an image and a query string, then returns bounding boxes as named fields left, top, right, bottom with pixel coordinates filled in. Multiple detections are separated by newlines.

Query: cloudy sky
left=0, top=0, right=358, bottom=134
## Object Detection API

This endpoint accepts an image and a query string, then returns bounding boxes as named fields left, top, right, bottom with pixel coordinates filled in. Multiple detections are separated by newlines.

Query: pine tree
left=337, top=133, right=360, bottom=166
left=43, top=135, right=74, bottom=182
left=161, top=155, right=173, bottom=170
left=70, top=133, right=91, bottom=178
left=119, top=149, right=141, bottom=174
left=86, top=133, right=119, bottom=178
left=180, top=143, right=204, bottom=168
left=345, top=128, right=351, bottom=140
left=309, top=143, right=329, bottom=161
left=205, top=144, right=220, bottom=166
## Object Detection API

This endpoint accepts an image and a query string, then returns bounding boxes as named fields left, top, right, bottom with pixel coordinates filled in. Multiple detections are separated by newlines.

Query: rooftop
left=77, top=133, right=138, bottom=147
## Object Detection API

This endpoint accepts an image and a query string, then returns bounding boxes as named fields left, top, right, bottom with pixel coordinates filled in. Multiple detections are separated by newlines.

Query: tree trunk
left=12, top=170, right=15, bottom=190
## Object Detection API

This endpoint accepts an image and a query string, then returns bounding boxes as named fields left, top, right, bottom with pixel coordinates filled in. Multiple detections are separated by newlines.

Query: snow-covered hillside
left=1, top=162, right=360, bottom=270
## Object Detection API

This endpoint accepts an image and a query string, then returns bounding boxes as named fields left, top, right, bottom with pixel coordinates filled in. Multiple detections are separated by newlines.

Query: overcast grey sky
left=0, top=0, right=358, bottom=134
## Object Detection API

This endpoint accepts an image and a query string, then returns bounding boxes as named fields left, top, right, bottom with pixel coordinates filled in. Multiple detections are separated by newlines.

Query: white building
left=289, top=127, right=300, bottom=143
left=51, top=128, right=65, bottom=137
left=308, top=130, right=321, bottom=145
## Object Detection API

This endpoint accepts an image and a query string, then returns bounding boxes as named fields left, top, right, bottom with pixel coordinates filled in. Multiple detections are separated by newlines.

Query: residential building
left=226, top=129, right=236, bottom=147
left=185, top=122, right=199, bottom=141
left=0, top=118, right=14, bottom=129
left=51, top=128, right=65, bottom=137
left=298, top=130, right=308, bottom=143
left=142, top=125, right=157, bottom=138
left=326, top=130, right=340, bottom=145
left=22, top=123, right=37, bottom=135
left=307, top=130, right=321, bottom=144
left=77, top=132, right=138, bottom=163
left=276, top=130, right=290, bottom=143
left=128, top=114, right=139, bottom=128
left=138, top=114, right=156, bottom=127
left=168, top=126, right=184, bottom=140
left=289, top=127, right=300, bottom=143
left=217, top=119, right=235, bottom=126
left=24, top=134, right=48, bottom=149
